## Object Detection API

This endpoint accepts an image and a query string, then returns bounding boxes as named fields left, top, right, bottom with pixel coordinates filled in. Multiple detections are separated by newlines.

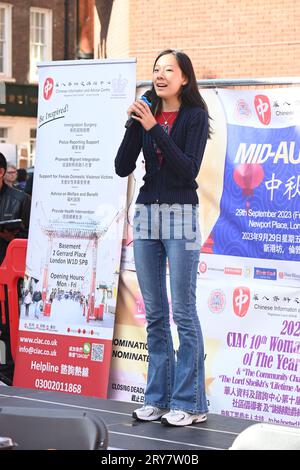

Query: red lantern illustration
left=233, top=163, right=264, bottom=197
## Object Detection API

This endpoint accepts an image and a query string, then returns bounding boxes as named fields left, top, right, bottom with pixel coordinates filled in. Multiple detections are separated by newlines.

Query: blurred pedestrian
left=0, top=154, right=31, bottom=264
left=15, top=168, right=28, bottom=191
left=0, top=153, right=31, bottom=384
left=24, top=290, right=32, bottom=317
left=4, top=163, right=17, bottom=187
left=24, top=172, right=34, bottom=197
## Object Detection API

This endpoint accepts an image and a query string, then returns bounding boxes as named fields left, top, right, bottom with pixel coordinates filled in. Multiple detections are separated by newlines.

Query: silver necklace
left=161, top=111, right=178, bottom=125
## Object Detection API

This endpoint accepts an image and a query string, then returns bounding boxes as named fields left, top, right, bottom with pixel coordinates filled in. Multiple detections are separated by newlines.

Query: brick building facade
left=94, top=0, right=300, bottom=80
left=0, top=0, right=298, bottom=167
left=0, top=0, right=78, bottom=167
left=10, top=0, right=76, bottom=84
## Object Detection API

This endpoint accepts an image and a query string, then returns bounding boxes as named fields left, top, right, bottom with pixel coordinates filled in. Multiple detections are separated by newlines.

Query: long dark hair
left=150, top=49, right=212, bottom=137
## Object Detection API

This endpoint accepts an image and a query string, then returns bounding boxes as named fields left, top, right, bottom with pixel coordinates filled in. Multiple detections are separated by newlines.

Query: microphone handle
left=125, top=116, right=135, bottom=129
left=125, top=94, right=151, bottom=129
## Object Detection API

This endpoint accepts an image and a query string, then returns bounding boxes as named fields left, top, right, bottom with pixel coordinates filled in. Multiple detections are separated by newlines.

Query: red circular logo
left=254, top=94, right=271, bottom=125
left=233, top=287, right=250, bottom=317
left=43, top=77, right=54, bottom=100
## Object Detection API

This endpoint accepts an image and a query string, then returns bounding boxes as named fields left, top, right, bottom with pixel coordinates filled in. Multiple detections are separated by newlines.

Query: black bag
left=0, top=407, right=108, bottom=450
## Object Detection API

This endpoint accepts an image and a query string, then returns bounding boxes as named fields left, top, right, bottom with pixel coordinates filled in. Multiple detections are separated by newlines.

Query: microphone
left=125, top=90, right=152, bottom=128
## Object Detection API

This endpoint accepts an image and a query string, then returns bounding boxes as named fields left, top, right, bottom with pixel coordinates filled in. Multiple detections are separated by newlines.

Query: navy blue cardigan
left=115, top=105, right=209, bottom=205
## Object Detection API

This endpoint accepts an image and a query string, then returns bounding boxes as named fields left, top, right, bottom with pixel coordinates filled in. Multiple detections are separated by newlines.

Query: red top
left=155, top=111, right=178, bottom=166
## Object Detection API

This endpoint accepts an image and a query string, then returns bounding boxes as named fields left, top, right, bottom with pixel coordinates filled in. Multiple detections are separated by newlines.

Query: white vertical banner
left=200, top=88, right=300, bottom=427
left=14, top=59, right=136, bottom=398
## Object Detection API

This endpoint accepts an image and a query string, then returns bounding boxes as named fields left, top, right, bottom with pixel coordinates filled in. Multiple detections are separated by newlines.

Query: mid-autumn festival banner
left=199, top=88, right=300, bottom=427
left=13, top=58, right=136, bottom=397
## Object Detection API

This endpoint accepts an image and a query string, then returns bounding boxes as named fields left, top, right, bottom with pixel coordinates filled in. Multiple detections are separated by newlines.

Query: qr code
left=91, top=343, right=104, bottom=362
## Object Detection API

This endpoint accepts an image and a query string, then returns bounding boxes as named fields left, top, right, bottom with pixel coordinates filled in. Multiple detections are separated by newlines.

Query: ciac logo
left=43, top=77, right=54, bottom=100
left=254, top=94, right=271, bottom=125
left=233, top=287, right=250, bottom=317
left=0, top=339, right=6, bottom=364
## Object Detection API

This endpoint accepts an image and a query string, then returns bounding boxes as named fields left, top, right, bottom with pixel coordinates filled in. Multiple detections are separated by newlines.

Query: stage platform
left=0, top=385, right=254, bottom=450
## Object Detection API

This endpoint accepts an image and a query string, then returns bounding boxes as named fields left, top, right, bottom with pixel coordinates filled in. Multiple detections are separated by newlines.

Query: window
left=0, top=3, right=12, bottom=77
left=0, top=127, right=7, bottom=143
left=29, top=128, right=36, bottom=167
left=29, top=8, right=52, bottom=82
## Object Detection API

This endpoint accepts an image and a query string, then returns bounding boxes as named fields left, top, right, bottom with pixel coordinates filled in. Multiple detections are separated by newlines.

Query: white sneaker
left=161, top=409, right=207, bottom=426
left=132, top=405, right=169, bottom=422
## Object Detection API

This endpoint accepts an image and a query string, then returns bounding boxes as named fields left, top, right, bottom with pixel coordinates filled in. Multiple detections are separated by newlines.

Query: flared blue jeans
left=133, top=204, right=208, bottom=414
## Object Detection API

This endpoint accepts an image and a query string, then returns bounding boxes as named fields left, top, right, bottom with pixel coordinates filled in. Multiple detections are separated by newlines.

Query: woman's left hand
left=131, top=99, right=157, bottom=131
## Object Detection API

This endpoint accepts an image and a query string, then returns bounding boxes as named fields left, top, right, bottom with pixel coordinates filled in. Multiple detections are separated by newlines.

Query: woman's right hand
left=127, top=100, right=156, bottom=131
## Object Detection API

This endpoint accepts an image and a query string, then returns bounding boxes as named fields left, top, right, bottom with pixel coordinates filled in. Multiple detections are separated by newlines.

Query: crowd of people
left=0, top=153, right=32, bottom=384
left=0, top=154, right=32, bottom=264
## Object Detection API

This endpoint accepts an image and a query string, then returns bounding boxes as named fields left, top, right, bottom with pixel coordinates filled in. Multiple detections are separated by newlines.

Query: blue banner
left=211, top=94, right=300, bottom=261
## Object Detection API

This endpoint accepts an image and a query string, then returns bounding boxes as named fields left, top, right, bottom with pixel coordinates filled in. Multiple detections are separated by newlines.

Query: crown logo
left=111, top=75, right=128, bottom=93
